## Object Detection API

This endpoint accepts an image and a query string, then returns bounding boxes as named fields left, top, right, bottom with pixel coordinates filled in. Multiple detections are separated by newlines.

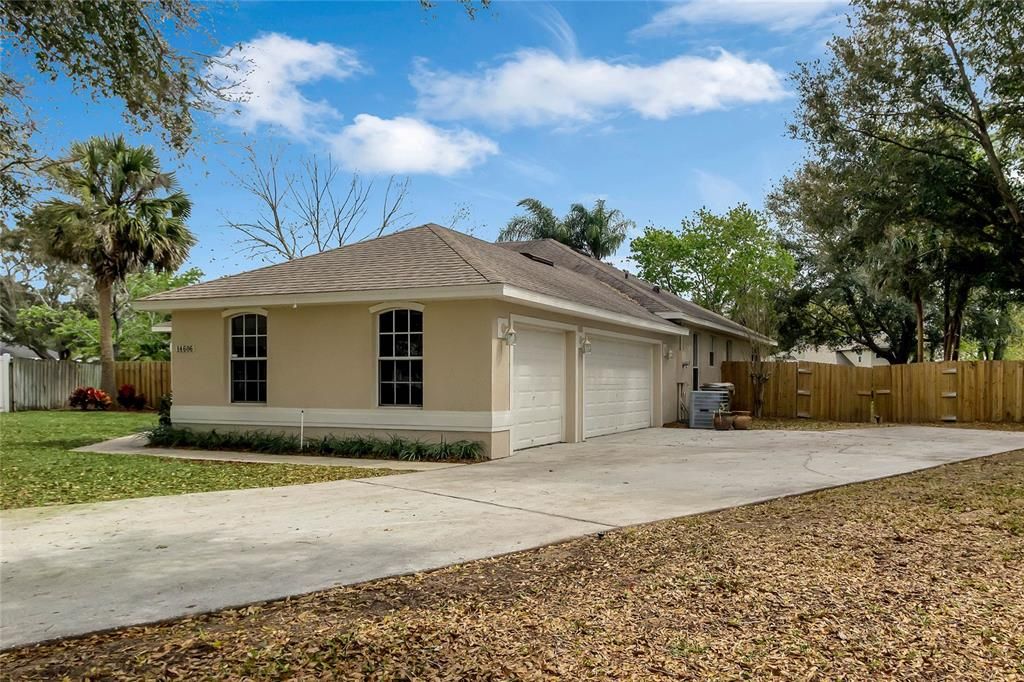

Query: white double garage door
left=512, top=327, right=653, bottom=450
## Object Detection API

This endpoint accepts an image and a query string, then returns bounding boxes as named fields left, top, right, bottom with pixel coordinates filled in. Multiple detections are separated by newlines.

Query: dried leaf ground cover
left=5, top=451, right=1024, bottom=680
left=751, top=417, right=1024, bottom=432
left=1, top=412, right=398, bottom=509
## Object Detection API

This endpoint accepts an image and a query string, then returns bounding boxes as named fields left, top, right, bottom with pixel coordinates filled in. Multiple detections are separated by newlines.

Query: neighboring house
left=778, top=343, right=891, bottom=367
left=138, top=224, right=771, bottom=458
left=0, top=342, right=59, bottom=360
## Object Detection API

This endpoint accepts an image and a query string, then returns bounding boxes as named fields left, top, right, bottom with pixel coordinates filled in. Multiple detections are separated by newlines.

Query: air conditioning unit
left=689, top=389, right=731, bottom=429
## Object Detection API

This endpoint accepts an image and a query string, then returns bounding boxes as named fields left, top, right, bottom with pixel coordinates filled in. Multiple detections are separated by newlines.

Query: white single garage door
left=584, top=337, right=652, bottom=438
left=512, top=327, right=565, bottom=450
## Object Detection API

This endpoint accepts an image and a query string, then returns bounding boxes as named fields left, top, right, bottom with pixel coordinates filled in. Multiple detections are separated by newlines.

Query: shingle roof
left=495, top=239, right=768, bottom=340
left=142, top=224, right=767, bottom=340
left=143, top=225, right=489, bottom=301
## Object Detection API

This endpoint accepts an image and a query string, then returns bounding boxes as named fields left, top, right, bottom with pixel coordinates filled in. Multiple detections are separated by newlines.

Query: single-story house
left=776, top=342, right=891, bottom=367
left=138, top=224, right=772, bottom=458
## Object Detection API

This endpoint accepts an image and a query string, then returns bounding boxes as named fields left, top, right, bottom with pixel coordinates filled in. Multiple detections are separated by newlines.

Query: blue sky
left=10, top=0, right=850, bottom=278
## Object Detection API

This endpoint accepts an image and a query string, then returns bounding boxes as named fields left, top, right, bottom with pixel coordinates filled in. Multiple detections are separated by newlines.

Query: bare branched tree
left=224, top=146, right=412, bottom=262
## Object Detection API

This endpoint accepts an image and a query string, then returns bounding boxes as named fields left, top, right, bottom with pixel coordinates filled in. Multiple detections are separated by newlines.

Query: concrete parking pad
left=2, top=425, right=1022, bottom=649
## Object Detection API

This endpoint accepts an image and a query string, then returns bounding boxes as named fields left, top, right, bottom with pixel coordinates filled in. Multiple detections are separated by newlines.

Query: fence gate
left=721, top=359, right=1024, bottom=425
left=940, top=363, right=958, bottom=422
left=796, top=361, right=812, bottom=419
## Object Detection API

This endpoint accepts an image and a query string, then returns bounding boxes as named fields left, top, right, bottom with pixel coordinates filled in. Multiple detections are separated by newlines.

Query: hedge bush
left=116, top=384, right=147, bottom=410
left=147, top=425, right=485, bottom=462
left=68, top=387, right=112, bottom=410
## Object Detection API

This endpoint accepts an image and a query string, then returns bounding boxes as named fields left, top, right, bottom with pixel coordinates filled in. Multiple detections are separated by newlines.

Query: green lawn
left=0, top=411, right=398, bottom=510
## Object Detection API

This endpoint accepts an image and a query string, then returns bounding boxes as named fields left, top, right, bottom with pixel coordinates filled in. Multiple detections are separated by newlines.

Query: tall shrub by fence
left=722, top=360, right=1024, bottom=424
left=2, top=358, right=171, bottom=411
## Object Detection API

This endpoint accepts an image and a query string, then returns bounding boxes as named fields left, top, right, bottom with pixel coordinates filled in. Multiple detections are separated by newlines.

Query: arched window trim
left=221, top=307, right=268, bottom=318
left=368, top=301, right=424, bottom=314
left=377, top=308, right=423, bottom=408
left=229, top=312, right=267, bottom=404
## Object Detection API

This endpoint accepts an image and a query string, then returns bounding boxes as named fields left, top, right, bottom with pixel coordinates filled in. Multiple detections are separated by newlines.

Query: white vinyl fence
left=8, top=358, right=102, bottom=411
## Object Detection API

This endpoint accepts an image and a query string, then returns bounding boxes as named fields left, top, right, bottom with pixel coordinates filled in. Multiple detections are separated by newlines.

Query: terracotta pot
left=713, top=412, right=733, bottom=431
left=733, top=413, right=752, bottom=430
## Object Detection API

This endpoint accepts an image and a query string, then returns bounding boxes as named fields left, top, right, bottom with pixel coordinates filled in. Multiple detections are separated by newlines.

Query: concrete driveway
left=2, top=425, right=1022, bottom=649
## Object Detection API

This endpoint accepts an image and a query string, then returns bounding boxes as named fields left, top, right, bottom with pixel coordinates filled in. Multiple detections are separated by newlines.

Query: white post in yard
left=0, top=354, right=11, bottom=412
left=299, top=409, right=305, bottom=450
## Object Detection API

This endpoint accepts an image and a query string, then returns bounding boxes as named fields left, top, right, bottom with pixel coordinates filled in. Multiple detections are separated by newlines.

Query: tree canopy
left=772, top=0, right=1023, bottom=361
left=629, top=204, right=795, bottom=319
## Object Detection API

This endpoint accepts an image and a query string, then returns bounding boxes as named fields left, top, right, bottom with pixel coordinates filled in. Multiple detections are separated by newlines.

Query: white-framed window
left=378, top=309, right=423, bottom=407
left=709, top=335, right=716, bottom=367
left=230, top=313, right=267, bottom=403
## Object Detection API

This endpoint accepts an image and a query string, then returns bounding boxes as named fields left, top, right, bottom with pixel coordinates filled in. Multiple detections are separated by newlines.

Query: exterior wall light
left=502, top=326, right=517, bottom=346
left=664, top=348, right=675, bottom=360
left=580, top=336, right=593, bottom=354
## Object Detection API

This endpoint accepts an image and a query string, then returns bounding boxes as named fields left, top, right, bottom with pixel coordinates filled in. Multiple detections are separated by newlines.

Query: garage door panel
left=513, top=328, right=565, bottom=450
left=584, top=338, right=652, bottom=438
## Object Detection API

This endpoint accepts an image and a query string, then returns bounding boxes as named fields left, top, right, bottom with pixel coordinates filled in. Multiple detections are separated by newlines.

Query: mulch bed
left=3, top=450, right=1023, bottom=680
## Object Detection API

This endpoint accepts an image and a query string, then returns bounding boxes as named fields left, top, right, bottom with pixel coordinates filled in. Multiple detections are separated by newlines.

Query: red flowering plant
left=68, top=387, right=113, bottom=410
left=116, top=384, right=147, bottom=410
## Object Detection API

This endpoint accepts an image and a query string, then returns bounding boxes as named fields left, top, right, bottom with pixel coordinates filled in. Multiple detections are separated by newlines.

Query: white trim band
left=137, top=284, right=506, bottom=311
left=656, top=311, right=775, bottom=345
left=172, top=405, right=513, bottom=433
left=499, top=285, right=687, bottom=337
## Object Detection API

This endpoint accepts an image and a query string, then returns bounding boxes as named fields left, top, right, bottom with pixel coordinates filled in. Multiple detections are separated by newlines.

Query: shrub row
left=69, top=386, right=112, bottom=410
left=68, top=384, right=150, bottom=410
left=147, top=425, right=485, bottom=462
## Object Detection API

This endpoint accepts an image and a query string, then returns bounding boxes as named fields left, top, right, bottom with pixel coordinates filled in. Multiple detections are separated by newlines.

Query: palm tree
left=20, top=135, right=194, bottom=395
left=498, top=198, right=633, bottom=260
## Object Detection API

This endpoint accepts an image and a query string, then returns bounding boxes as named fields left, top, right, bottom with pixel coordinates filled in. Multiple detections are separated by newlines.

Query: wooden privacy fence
left=721, top=360, right=1024, bottom=424
left=7, top=357, right=101, bottom=411
left=1, top=358, right=170, bottom=411
left=114, top=361, right=171, bottom=408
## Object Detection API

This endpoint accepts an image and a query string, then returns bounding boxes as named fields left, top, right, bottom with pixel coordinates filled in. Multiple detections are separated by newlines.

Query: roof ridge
left=423, top=224, right=494, bottom=284
left=140, top=225, right=442, bottom=303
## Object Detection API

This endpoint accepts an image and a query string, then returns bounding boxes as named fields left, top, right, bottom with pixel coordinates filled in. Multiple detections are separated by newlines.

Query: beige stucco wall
left=170, top=300, right=500, bottom=455
left=171, top=300, right=494, bottom=411
left=168, top=297, right=755, bottom=457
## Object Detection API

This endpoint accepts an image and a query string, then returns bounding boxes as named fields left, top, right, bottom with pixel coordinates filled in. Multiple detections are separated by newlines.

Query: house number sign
left=175, top=344, right=195, bottom=353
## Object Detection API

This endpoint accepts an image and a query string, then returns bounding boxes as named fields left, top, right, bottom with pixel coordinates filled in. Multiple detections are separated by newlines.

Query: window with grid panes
left=378, top=309, right=423, bottom=406
left=230, top=313, right=267, bottom=403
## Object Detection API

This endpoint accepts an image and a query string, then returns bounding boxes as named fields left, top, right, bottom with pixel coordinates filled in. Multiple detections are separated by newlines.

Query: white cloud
left=633, top=0, right=847, bottom=36
left=210, top=33, right=364, bottom=135
left=328, top=115, right=498, bottom=175
left=694, top=169, right=748, bottom=211
left=412, top=49, right=785, bottom=127
left=533, top=5, right=578, bottom=59
left=208, top=33, right=496, bottom=176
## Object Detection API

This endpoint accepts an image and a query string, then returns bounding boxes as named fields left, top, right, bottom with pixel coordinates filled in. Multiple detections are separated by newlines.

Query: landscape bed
left=147, top=425, right=486, bottom=462
left=3, top=448, right=1021, bottom=680
left=0, top=412, right=398, bottom=510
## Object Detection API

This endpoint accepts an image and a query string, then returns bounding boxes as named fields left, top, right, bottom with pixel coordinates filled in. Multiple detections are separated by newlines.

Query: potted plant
left=712, top=401, right=734, bottom=430
left=732, top=410, right=752, bottom=430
